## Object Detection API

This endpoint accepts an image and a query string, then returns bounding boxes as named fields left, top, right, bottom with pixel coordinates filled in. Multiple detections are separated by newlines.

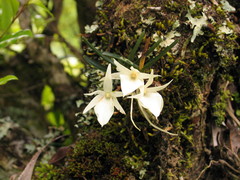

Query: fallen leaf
left=16, top=135, right=66, bottom=180
left=17, top=148, right=43, bottom=180
left=49, top=145, right=73, bottom=165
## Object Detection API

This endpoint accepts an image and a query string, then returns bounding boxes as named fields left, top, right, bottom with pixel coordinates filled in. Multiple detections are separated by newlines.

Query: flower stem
left=138, top=101, right=178, bottom=136
left=130, top=98, right=141, bottom=131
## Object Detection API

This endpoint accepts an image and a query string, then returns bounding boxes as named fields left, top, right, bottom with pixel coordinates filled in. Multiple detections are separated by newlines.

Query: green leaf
left=82, top=37, right=114, bottom=64
left=0, top=75, right=18, bottom=85
left=41, top=85, right=55, bottom=111
left=145, top=38, right=162, bottom=57
left=0, top=0, right=20, bottom=31
left=28, top=0, right=53, bottom=17
left=128, top=31, right=145, bottom=61
left=102, top=52, right=139, bottom=69
left=46, top=111, right=65, bottom=127
left=236, top=109, right=240, bottom=117
left=142, top=40, right=178, bottom=70
left=0, top=29, right=33, bottom=48
left=9, top=0, right=19, bottom=14
left=83, top=55, right=107, bottom=72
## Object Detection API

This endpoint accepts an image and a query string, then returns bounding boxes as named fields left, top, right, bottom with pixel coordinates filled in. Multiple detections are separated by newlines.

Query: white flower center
left=105, top=92, right=112, bottom=99
left=130, top=71, right=138, bottom=80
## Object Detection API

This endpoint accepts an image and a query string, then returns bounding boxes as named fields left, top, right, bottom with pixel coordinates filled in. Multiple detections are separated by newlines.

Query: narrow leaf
left=83, top=55, right=106, bottom=72
left=128, top=31, right=145, bottom=61
left=82, top=37, right=114, bottom=64
left=0, top=29, right=33, bottom=48
left=0, top=75, right=18, bottom=85
left=102, top=52, right=138, bottom=69
left=143, top=40, right=178, bottom=70
left=145, top=38, right=162, bottom=57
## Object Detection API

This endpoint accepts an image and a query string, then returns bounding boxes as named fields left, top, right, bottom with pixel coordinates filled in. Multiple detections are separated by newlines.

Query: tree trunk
left=76, top=0, right=240, bottom=179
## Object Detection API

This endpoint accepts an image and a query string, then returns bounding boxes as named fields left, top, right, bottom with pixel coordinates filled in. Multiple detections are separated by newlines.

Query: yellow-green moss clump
left=34, top=127, right=158, bottom=179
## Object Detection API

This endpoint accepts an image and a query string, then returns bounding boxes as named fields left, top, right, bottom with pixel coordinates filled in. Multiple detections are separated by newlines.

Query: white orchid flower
left=83, top=64, right=125, bottom=127
left=113, top=60, right=158, bottom=96
left=128, top=70, right=177, bottom=136
left=131, top=70, right=172, bottom=118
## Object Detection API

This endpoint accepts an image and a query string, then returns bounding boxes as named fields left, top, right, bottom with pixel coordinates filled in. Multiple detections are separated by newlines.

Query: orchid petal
left=139, top=71, right=159, bottom=80
left=130, top=66, right=140, bottom=73
left=103, top=64, right=113, bottom=92
left=138, top=100, right=178, bottom=136
left=111, top=72, right=120, bottom=79
left=112, top=97, right=126, bottom=115
left=84, top=90, right=103, bottom=96
left=83, top=94, right=104, bottom=114
left=127, top=92, right=143, bottom=99
left=101, top=72, right=119, bottom=81
left=145, top=69, right=154, bottom=88
left=114, top=60, right=130, bottom=74
left=147, top=80, right=173, bottom=93
left=138, top=92, right=164, bottom=118
left=112, top=91, right=124, bottom=97
left=94, top=97, right=114, bottom=126
left=120, top=74, right=144, bottom=96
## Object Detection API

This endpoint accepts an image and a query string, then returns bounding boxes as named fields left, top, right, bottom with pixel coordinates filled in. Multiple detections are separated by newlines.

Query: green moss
left=35, top=163, right=62, bottom=180
left=34, top=126, right=156, bottom=179
left=198, top=43, right=209, bottom=59
left=67, top=139, right=122, bottom=177
left=212, top=80, right=231, bottom=126
left=216, top=6, right=226, bottom=16
left=165, top=0, right=186, bottom=13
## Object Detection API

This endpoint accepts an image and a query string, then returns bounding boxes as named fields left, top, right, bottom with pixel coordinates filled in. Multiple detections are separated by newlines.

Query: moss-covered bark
left=0, top=0, right=235, bottom=179
left=76, top=0, right=239, bottom=179
left=33, top=0, right=240, bottom=179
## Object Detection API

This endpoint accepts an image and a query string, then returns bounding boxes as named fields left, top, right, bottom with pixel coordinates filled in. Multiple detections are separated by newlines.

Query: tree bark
left=78, top=0, right=240, bottom=179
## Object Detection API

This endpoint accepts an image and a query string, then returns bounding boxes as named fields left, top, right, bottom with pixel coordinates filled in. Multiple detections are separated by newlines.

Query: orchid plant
left=81, top=33, right=178, bottom=136
left=83, top=60, right=177, bottom=136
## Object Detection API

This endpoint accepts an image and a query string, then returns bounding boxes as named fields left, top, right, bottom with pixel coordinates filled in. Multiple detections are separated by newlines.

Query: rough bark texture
left=70, top=0, right=240, bottom=179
